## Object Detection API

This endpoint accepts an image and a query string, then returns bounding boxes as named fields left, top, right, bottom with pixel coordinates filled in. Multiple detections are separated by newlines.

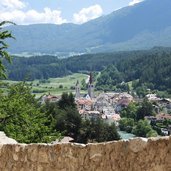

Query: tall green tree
left=119, top=118, right=135, bottom=133
left=77, top=119, right=120, bottom=143
left=58, top=92, right=76, bottom=109
left=55, top=107, right=81, bottom=140
left=44, top=92, right=81, bottom=140
left=0, top=82, right=60, bottom=143
left=132, top=120, right=158, bottom=138
left=96, top=64, right=123, bottom=90
left=81, top=79, right=87, bottom=90
left=120, top=102, right=139, bottom=120
left=0, top=21, right=15, bottom=78
left=136, top=98, right=155, bottom=120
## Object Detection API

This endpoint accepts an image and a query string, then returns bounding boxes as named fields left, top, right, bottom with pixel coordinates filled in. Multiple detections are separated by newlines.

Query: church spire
left=88, top=72, right=94, bottom=99
left=76, top=80, right=79, bottom=86
left=75, top=80, right=80, bottom=99
left=89, top=72, right=93, bottom=84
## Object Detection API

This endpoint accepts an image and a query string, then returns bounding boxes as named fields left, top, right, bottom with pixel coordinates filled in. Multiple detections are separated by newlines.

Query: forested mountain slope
left=6, top=0, right=171, bottom=53
left=4, top=47, right=171, bottom=94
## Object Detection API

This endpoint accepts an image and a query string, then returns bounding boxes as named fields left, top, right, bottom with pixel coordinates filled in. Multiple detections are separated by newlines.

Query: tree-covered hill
left=3, top=47, right=171, bottom=94
left=5, top=51, right=131, bottom=80
left=96, top=48, right=171, bottom=93
left=5, top=55, right=69, bottom=80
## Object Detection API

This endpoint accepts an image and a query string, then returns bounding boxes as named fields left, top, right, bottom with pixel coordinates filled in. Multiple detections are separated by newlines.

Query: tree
left=0, top=82, right=60, bottom=143
left=55, top=107, right=81, bottom=140
left=136, top=98, right=155, bottom=120
left=105, top=122, right=121, bottom=141
left=77, top=119, right=120, bottom=143
left=120, top=102, right=139, bottom=120
left=96, top=65, right=123, bottom=91
left=0, top=21, right=15, bottom=78
left=58, top=92, right=76, bottom=109
left=135, top=86, right=148, bottom=98
left=81, top=79, right=87, bottom=90
left=132, top=120, right=158, bottom=138
left=119, top=118, right=135, bottom=133
left=44, top=92, right=81, bottom=140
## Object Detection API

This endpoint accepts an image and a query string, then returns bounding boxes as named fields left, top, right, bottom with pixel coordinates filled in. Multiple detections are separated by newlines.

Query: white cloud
left=73, top=4, right=103, bottom=24
left=0, top=0, right=67, bottom=25
left=0, top=8, right=67, bottom=25
left=129, top=0, right=143, bottom=6
left=0, top=0, right=25, bottom=10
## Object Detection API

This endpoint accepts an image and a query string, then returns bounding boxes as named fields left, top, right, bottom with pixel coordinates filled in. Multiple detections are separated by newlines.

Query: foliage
left=4, top=47, right=171, bottom=96
left=44, top=92, right=120, bottom=143
left=58, top=92, right=76, bottom=109
left=136, top=98, right=155, bottom=120
left=59, top=84, right=63, bottom=89
left=0, top=21, right=14, bottom=78
left=0, top=82, right=60, bottom=143
left=5, top=55, right=69, bottom=81
left=55, top=107, right=81, bottom=140
left=116, top=83, right=130, bottom=92
left=94, top=48, right=171, bottom=93
left=121, top=99, right=155, bottom=122
left=96, top=65, right=123, bottom=91
left=81, top=79, right=87, bottom=90
left=132, top=120, right=158, bottom=138
left=119, top=99, right=157, bottom=137
left=120, top=102, right=139, bottom=120
left=119, top=118, right=135, bottom=133
left=135, top=86, right=149, bottom=98
left=77, top=119, right=120, bottom=144
left=44, top=92, right=81, bottom=140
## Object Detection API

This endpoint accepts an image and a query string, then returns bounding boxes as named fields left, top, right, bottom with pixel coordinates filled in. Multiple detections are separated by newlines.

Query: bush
left=59, top=84, right=63, bottom=89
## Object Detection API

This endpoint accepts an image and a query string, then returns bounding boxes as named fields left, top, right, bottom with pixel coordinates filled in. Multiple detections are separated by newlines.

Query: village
left=41, top=73, right=171, bottom=137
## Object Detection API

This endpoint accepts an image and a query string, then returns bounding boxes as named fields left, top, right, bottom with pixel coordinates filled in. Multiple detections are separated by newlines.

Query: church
left=75, top=72, right=95, bottom=100
left=75, top=73, right=101, bottom=120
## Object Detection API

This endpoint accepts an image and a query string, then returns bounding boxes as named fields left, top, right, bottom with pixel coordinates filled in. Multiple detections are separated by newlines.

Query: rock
left=0, top=132, right=17, bottom=144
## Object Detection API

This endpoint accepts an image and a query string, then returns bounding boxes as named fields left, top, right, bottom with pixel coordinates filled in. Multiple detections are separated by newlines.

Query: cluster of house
left=41, top=73, right=134, bottom=125
left=74, top=73, right=133, bottom=125
left=146, top=94, right=171, bottom=113
left=40, top=74, right=171, bottom=134
left=145, top=94, right=171, bottom=135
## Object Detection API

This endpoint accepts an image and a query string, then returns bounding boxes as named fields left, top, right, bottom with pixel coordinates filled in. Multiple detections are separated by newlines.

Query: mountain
left=6, top=0, right=171, bottom=54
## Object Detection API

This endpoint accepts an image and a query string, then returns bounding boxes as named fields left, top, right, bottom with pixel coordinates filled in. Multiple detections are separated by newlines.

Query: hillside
left=96, top=47, right=171, bottom=94
left=6, top=0, right=171, bottom=54
left=3, top=47, right=171, bottom=96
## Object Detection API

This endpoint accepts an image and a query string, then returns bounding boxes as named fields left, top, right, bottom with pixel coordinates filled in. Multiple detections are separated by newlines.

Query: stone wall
left=0, top=132, right=17, bottom=144
left=0, top=136, right=171, bottom=171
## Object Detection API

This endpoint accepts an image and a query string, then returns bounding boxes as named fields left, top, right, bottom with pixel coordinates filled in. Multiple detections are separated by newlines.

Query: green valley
left=2, top=73, right=88, bottom=97
left=4, top=47, right=171, bottom=97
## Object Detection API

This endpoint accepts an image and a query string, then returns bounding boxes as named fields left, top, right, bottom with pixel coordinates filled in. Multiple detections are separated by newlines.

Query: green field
left=2, top=73, right=88, bottom=97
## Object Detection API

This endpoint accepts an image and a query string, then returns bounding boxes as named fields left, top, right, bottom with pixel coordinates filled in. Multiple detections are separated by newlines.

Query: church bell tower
left=88, top=72, right=94, bottom=99
left=75, top=80, right=80, bottom=99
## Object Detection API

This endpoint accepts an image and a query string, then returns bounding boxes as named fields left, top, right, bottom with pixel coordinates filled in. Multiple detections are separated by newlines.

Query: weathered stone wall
left=0, top=136, right=171, bottom=171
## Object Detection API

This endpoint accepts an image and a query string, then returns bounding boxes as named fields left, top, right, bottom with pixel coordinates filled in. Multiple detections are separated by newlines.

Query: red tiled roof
left=118, top=99, right=130, bottom=106
left=156, top=113, right=171, bottom=120
left=76, top=99, right=93, bottom=105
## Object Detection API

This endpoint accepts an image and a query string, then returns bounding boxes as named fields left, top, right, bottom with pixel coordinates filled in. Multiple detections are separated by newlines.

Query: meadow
left=2, top=73, right=88, bottom=97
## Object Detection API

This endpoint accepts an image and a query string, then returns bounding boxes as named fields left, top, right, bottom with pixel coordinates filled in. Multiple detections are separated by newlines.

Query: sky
left=0, top=0, right=144, bottom=25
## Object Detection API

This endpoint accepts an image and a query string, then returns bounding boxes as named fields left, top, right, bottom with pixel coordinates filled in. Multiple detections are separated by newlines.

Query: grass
left=2, top=73, right=88, bottom=97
